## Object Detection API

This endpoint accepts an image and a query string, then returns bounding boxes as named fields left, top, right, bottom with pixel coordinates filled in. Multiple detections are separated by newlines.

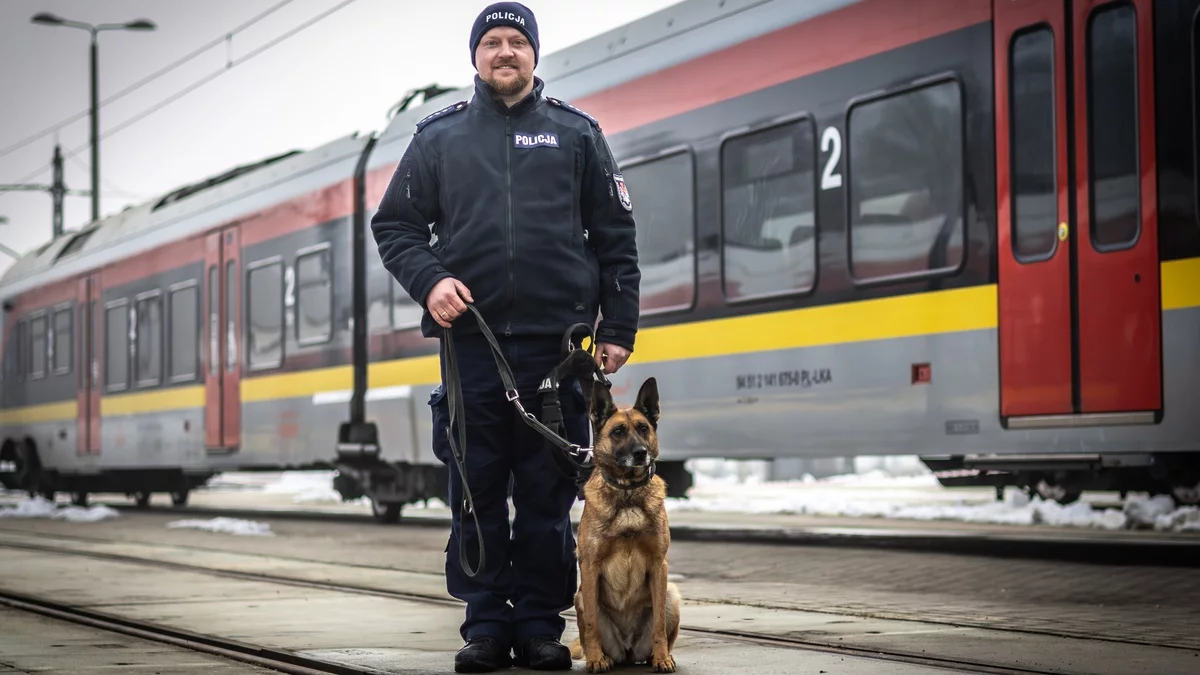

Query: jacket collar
left=470, top=74, right=544, bottom=118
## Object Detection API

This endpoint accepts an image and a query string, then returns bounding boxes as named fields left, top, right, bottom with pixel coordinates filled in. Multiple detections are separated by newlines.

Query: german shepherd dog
left=569, top=377, right=681, bottom=673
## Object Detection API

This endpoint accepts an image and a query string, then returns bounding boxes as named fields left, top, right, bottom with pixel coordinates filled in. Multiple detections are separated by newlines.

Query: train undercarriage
left=920, top=452, right=1200, bottom=506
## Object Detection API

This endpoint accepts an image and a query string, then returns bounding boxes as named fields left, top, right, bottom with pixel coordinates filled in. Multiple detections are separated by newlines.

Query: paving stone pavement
left=1, top=509, right=1196, bottom=651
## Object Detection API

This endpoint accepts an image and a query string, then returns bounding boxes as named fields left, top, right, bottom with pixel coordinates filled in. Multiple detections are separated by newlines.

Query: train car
left=2, top=0, right=1198, bottom=519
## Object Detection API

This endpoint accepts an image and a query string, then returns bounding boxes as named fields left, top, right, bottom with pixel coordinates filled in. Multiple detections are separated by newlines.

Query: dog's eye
left=636, top=423, right=650, bottom=435
left=610, top=425, right=626, bottom=437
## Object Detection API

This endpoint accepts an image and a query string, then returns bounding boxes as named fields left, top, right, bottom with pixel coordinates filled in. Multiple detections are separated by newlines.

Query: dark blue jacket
left=371, top=76, right=641, bottom=351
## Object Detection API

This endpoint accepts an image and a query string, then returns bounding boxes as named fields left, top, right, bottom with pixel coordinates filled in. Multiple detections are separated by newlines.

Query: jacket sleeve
left=370, top=134, right=453, bottom=309
left=581, top=129, right=641, bottom=351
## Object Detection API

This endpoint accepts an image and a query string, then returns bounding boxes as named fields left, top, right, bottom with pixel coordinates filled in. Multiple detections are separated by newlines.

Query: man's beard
left=484, top=65, right=530, bottom=96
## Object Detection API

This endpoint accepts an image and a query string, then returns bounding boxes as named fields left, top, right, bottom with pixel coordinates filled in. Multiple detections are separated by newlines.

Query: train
left=2, top=0, right=1198, bottom=521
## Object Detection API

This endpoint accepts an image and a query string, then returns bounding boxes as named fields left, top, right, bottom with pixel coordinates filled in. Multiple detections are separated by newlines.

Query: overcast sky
left=0, top=0, right=681, bottom=276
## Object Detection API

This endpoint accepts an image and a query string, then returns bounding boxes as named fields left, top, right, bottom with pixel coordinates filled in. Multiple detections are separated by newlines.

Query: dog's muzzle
left=617, top=446, right=650, bottom=468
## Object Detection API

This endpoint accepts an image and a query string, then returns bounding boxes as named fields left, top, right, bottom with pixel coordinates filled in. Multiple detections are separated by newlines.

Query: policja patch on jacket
left=613, top=173, right=632, bottom=211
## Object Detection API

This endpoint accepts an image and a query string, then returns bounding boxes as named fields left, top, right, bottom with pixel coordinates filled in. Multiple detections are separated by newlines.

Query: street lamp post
left=31, top=12, right=155, bottom=224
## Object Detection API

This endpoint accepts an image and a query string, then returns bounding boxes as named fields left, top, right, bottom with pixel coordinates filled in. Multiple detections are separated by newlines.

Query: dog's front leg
left=649, top=557, right=676, bottom=672
left=578, top=558, right=612, bottom=673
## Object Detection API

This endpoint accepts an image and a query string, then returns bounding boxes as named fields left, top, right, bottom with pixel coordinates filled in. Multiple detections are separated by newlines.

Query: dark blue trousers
left=428, top=332, right=588, bottom=648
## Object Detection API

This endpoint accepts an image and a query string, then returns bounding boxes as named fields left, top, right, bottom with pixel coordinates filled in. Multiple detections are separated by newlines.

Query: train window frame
left=15, top=318, right=27, bottom=382
left=1085, top=0, right=1141, bottom=252
left=1009, top=23, right=1060, bottom=264
left=294, top=242, right=334, bottom=346
left=167, top=279, right=200, bottom=384
left=615, top=144, right=698, bottom=316
left=843, top=72, right=968, bottom=287
left=1194, top=3, right=1200, bottom=231
left=28, top=310, right=47, bottom=381
left=51, top=302, right=72, bottom=377
left=133, top=289, right=164, bottom=389
left=103, top=298, right=130, bottom=393
left=717, top=111, right=820, bottom=305
left=245, top=256, right=285, bottom=372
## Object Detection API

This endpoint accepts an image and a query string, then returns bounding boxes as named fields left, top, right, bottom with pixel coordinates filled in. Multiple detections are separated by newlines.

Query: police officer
left=371, top=2, right=641, bottom=672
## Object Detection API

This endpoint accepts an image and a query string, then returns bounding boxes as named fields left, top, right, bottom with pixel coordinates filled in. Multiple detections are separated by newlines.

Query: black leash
left=441, top=304, right=610, bottom=578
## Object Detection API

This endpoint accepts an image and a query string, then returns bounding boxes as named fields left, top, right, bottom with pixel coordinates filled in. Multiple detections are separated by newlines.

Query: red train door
left=995, top=0, right=1161, bottom=427
left=204, top=226, right=242, bottom=451
left=75, top=273, right=102, bottom=455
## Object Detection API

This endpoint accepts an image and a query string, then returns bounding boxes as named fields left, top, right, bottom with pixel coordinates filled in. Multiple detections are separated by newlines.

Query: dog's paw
left=650, top=652, right=676, bottom=673
left=586, top=654, right=614, bottom=673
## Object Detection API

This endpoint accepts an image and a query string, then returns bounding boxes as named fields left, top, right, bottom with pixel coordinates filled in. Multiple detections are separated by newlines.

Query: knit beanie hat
left=470, top=2, right=539, bottom=68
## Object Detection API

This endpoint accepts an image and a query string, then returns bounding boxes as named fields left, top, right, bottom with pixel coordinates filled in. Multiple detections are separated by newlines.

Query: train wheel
left=170, top=490, right=189, bottom=507
left=134, top=492, right=152, bottom=508
left=371, top=499, right=401, bottom=524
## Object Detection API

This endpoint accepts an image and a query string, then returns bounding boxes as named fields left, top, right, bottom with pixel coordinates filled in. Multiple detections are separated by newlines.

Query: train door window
left=1087, top=2, right=1139, bottom=250
left=104, top=300, right=129, bottom=391
left=720, top=117, right=816, bottom=302
left=226, top=261, right=236, bottom=372
left=208, top=267, right=219, bottom=376
left=169, top=282, right=199, bottom=383
left=246, top=258, right=283, bottom=370
left=847, top=78, right=964, bottom=282
left=1010, top=26, right=1058, bottom=260
left=619, top=149, right=695, bottom=313
left=52, top=306, right=71, bottom=376
left=134, top=291, right=163, bottom=388
left=295, top=244, right=333, bottom=344
left=29, top=312, right=47, bottom=380
left=391, top=280, right=422, bottom=329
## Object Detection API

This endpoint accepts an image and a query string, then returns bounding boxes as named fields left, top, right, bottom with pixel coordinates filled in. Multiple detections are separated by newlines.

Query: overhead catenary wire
left=0, top=0, right=299, bottom=163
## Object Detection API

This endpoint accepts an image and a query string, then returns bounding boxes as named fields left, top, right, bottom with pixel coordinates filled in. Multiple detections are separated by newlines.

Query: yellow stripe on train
left=1, top=259, right=1197, bottom=424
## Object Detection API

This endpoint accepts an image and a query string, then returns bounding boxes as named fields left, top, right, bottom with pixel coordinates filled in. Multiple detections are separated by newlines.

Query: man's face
left=475, top=26, right=535, bottom=96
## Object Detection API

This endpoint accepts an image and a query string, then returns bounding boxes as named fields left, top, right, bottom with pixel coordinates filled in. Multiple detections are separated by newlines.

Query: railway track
left=0, top=533, right=1187, bottom=675
left=105, top=500, right=1200, bottom=567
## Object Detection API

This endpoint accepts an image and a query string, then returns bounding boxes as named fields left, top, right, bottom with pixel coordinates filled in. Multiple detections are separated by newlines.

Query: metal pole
left=52, top=144, right=64, bottom=238
left=90, top=31, right=99, bottom=223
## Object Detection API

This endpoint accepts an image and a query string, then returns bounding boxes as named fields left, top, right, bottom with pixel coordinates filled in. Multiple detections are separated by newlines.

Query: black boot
left=514, top=636, right=571, bottom=670
left=455, top=636, right=511, bottom=673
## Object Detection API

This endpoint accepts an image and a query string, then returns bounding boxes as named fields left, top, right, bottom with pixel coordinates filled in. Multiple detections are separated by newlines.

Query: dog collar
left=600, top=461, right=656, bottom=490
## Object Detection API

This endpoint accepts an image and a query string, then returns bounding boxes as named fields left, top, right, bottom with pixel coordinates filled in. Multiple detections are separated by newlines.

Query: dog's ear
left=586, top=379, right=615, bottom=431
left=633, top=377, right=660, bottom=430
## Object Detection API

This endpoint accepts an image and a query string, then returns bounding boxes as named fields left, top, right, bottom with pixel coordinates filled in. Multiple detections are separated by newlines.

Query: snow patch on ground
left=166, top=517, right=274, bottom=536
left=0, top=497, right=120, bottom=523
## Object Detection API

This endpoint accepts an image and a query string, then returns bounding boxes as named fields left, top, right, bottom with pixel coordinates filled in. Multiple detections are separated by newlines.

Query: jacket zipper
left=505, top=116, right=515, bottom=334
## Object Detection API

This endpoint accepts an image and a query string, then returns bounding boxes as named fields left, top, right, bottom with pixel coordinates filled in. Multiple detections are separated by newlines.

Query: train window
left=226, top=261, right=236, bottom=372
left=295, top=244, right=333, bottom=344
left=721, top=118, right=815, bottom=301
left=52, top=307, right=71, bottom=375
left=169, top=282, right=199, bottom=382
left=134, top=292, right=162, bottom=387
left=1010, top=26, right=1058, bottom=261
left=391, top=280, right=423, bottom=330
left=104, top=301, right=129, bottom=391
left=621, top=149, right=695, bottom=313
left=847, top=79, right=964, bottom=282
left=1087, top=2, right=1139, bottom=250
left=246, top=258, right=283, bottom=370
left=29, top=313, right=46, bottom=380
left=208, top=266, right=219, bottom=377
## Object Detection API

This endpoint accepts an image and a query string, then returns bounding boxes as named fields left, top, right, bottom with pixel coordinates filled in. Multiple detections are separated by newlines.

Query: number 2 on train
left=820, top=126, right=842, bottom=190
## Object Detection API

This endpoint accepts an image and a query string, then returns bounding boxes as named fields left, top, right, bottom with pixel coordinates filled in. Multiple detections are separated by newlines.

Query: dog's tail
left=569, top=638, right=583, bottom=660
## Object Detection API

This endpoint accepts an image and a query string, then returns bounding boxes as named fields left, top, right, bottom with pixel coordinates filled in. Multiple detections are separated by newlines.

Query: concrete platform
left=0, top=521, right=1198, bottom=674
left=0, top=604, right=282, bottom=674
left=0, top=544, right=977, bottom=674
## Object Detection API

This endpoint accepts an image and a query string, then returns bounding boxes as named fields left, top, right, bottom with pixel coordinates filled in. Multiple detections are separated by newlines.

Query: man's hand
left=426, top=278, right=473, bottom=328
left=594, top=342, right=630, bottom=375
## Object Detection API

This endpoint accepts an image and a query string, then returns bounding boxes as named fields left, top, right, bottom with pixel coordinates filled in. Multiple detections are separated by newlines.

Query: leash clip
left=505, top=388, right=520, bottom=402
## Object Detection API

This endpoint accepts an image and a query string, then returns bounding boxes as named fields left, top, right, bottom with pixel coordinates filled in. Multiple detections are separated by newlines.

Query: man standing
left=371, top=2, right=641, bottom=671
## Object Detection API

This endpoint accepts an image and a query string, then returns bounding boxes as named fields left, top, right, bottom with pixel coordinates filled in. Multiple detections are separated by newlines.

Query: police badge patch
left=613, top=173, right=632, bottom=211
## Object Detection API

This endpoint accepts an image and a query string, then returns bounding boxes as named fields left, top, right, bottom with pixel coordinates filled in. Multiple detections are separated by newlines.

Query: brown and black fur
left=569, top=377, right=681, bottom=673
